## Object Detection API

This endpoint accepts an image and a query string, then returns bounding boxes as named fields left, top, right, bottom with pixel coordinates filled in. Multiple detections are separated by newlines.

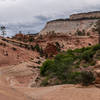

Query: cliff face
left=39, top=19, right=97, bottom=35
left=39, top=11, right=100, bottom=36
left=70, top=11, right=100, bottom=20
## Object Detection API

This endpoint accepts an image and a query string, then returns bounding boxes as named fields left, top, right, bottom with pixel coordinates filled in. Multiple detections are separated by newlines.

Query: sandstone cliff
left=70, top=11, right=100, bottom=20
left=39, top=11, right=100, bottom=36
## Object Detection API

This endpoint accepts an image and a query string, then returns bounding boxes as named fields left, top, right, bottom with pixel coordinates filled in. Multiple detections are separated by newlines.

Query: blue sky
left=0, top=0, right=100, bottom=37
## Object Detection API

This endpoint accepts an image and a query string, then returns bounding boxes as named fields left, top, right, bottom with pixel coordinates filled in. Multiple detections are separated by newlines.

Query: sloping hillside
left=0, top=37, right=40, bottom=67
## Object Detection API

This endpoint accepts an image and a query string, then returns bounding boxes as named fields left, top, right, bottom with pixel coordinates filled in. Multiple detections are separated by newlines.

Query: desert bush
left=12, top=47, right=17, bottom=51
left=81, top=71, right=95, bottom=86
left=37, top=61, right=41, bottom=64
left=34, top=44, right=40, bottom=52
left=34, top=44, right=44, bottom=56
left=0, top=42, right=6, bottom=47
left=30, top=45, right=34, bottom=51
left=75, top=29, right=85, bottom=36
left=40, top=59, right=55, bottom=76
left=40, top=44, right=100, bottom=86
left=29, top=38, right=34, bottom=42
left=94, top=50, right=100, bottom=60
left=55, top=42, right=61, bottom=52
left=92, top=44, right=100, bottom=51
left=81, top=49, right=95, bottom=62
left=40, top=77, right=49, bottom=86
left=65, top=72, right=81, bottom=84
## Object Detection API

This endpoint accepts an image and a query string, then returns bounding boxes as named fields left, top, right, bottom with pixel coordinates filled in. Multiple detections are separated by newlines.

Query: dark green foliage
left=31, top=45, right=35, bottom=51
left=66, top=72, right=81, bottom=84
left=34, top=44, right=40, bottom=52
left=54, top=55, right=74, bottom=81
left=12, top=47, right=17, bottom=51
left=87, top=32, right=90, bottom=36
left=55, top=42, right=61, bottom=52
left=39, top=47, right=44, bottom=57
left=40, top=59, right=55, bottom=76
left=34, top=44, right=44, bottom=56
left=95, top=50, right=100, bottom=60
left=40, top=77, right=49, bottom=86
left=40, top=44, right=100, bottom=86
left=81, top=49, right=95, bottom=62
left=37, top=61, right=41, bottom=64
left=75, top=29, right=85, bottom=36
left=81, top=71, right=95, bottom=86
left=29, top=38, right=34, bottom=42
left=92, top=44, right=100, bottom=51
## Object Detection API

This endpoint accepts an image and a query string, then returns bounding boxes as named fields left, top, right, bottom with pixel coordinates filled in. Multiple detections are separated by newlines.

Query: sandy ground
left=17, top=85, right=100, bottom=100
left=1, top=62, right=100, bottom=100
left=0, top=78, right=33, bottom=100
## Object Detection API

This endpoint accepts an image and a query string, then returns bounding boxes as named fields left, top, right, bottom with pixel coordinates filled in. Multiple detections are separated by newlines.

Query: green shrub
left=90, top=60, right=96, bottom=66
left=54, top=56, right=74, bottom=80
left=40, top=44, right=99, bottom=86
left=92, top=44, right=100, bottom=51
left=12, top=47, right=17, bottom=51
left=81, top=71, right=95, bottom=86
left=34, top=44, right=40, bottom=52
left=40, top=77, right=49, bottom=86
left=83, top=64, right=89, bottom=68
left=81, top=49, right=95, bottom=62
left=66, top=72, right=81, bottom=84
left=94, top=50, right=100, bottom=60
left=55, top=42, right=61, bottom=52
left=40, top=59, right=55, bottom=76
left=29, top=38, right=34, bottom=42
left=34, top=44, right=44, bottom=56
left=31, top=45, right=35, bottom=51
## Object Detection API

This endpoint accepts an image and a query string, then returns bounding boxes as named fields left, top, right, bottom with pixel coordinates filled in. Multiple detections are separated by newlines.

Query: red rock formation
left=44, top=43, right=58, bottom=57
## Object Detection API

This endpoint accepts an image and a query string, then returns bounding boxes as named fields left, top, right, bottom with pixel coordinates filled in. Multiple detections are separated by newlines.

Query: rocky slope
left=0, top=37, right=41, bottom=67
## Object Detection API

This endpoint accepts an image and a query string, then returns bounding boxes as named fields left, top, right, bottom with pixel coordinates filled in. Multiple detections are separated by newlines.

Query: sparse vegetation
left=34, top=44, right=44, bottom=56
left=29, top=37, right=34, bottom=42
left=81, top=71, right=95, bottom=86
left=0, top=42, right=7, bottom=47
left=12, top=47, right=17, bottom=51
left=55, top=42, right=61, bottom=52
left=75, top=29, right=85, bottom=36
left=40, top=44, right=100, bottom=86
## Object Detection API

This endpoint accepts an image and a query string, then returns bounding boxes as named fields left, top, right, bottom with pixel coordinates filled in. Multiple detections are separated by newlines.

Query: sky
left=0, top=0, right=100, bottom=37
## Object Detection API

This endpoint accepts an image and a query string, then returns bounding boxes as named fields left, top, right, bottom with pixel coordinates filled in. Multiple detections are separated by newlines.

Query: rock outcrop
left=39, top=11, right=100, bottom=36
left=44, top=43, right=58, bottom=57
left=70, top=11, right=100, bottom=20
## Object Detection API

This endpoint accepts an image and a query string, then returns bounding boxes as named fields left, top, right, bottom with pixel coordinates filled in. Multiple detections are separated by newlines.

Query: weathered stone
left=70, top=11, right=100, bottom=20
left=39, top=11, right=100, bottom=36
